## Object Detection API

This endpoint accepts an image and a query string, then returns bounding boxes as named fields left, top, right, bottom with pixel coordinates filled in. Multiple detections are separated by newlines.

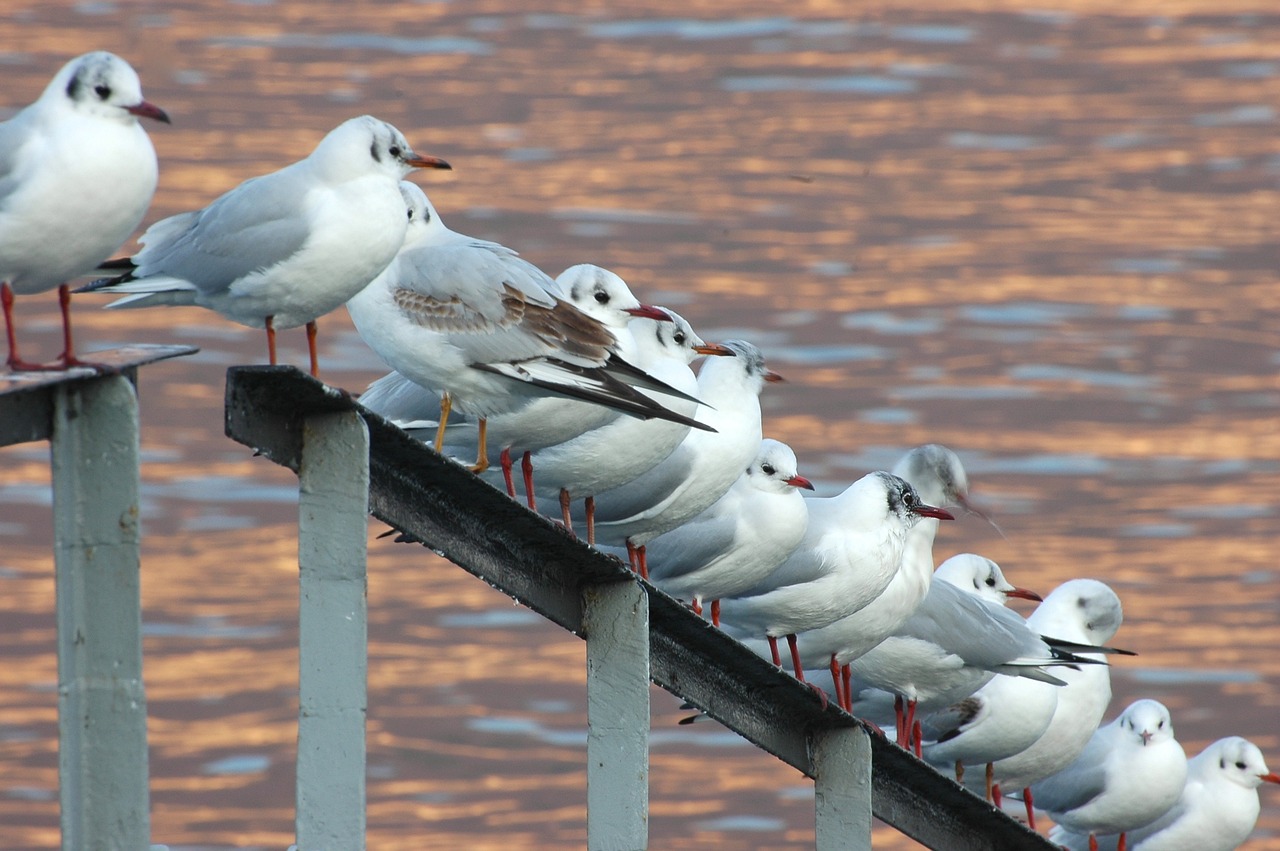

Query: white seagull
left=771, top=444, right=972, bottom=730
left=359, top=263, right=684, bottom=490
left=1033, top=699, right=1187, bottom=851
left=975, top=578, right=1128, bottom=826
left=826, top=553, right=1044, bottom=729
left=570, top=339, right=780, bottom=563
left=1, top=51, right=168, bottom=370
left=645, top=438, right=814, bottom=625
left=346, top=185, right=704, bottom=470
left=1054, top=737, right=1280, bottom=851
left=717, top=471, right=953, bottom=682
left=80, top=116, right=451, bottom=376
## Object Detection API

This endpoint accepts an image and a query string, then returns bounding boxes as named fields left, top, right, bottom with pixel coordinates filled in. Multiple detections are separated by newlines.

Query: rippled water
left=2, top=2, right=1279, bottom=848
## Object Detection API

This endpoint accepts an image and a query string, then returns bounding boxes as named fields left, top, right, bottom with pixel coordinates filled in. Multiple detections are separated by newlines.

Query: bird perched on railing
left=1, top=51, right=168, bottom=371
left=80, top=116, right=451, bottom=377
left=346, top=185, right=707, bottom=472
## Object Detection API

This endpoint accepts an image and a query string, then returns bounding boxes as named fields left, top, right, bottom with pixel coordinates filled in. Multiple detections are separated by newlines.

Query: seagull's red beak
left=1006, top=587, right=1043, bottom=602
left=913, top=504, right=955, bottom=521
left=1260, top=772, right=1280, bottom=785
left=763, top=369, right=785, bottom=383
left=625, top=305, right=672, bottom=322
left=693, top=342, right=734, bottom=356
left=404, top=153, right=453, bottom=170
left=785, top=474, right=815, bottom=491
left=126, top=100, right=171, bottom=124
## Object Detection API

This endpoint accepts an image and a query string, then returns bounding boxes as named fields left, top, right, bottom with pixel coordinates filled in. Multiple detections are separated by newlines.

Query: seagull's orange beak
left=404, top=153, right=452, bottom=170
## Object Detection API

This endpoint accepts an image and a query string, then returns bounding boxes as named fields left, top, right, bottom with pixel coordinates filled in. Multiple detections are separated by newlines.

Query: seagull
left=645, top=438, right=814, bottom=625
left=345, top=185, right=705, bottom=470
left=79, top=116, right=451, bottom=377
left=825, top=553, right=1046, bottom=729
left=1054, top=737, right=1280, bottom=851
left=358, top=263, right=681, bottom=491
left=764, top=444, right=972, bottom=729
left=1032, top=699, right=1187, bottom=851
left=1, top=51, right=169, bottom=371
left=975, top=578, right=1128, bottom=826
left=717, top=471, right=953, bottom=682
left=569, top=339, right=780, bottom=564
left=830, top=553, right=1103, bottom=751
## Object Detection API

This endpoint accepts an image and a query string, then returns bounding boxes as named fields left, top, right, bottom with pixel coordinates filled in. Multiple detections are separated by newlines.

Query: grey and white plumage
left=1, top=51, right=168, bottom=368
left=570, top=339, right=779, bottom=549
left=768, top=445, right=969, bottom=673
left=81, top=116, right=450, bottom=372
left=360, top=263, right=681, bottom=458
left=837, top=554, right=1082, bottom=727
left=963, top=579, right=1126, bottom=800
left=1054, top=737, right=1280, bottom=851
left=1033, top=699, right=1186, bottom=843
left=717, top=471, right=952, bottom=642
left=645, top=438, right=814, bottom=611
left=346, top=186, right=704, bottom=465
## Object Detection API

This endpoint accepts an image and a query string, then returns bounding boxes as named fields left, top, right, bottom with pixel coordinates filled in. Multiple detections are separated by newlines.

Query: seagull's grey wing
left=392, top=242, right=615, bottom=367
left=903, top=583, right=1033, bottom=668
left=0, top=118, right=29, bottom=205
left=130, top=170, right=313, bottom=295
left=1030, top=759, right=1109, bottom=815
left=586, top=448, right=692, bottom=522
left=646, top=506, right=740, bottom=583
left=359, top=371, right=442, bottom=422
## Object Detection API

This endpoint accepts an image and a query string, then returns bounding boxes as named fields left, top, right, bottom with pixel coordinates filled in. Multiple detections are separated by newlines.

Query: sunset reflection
left=3, top=1, right=1280, bottom=848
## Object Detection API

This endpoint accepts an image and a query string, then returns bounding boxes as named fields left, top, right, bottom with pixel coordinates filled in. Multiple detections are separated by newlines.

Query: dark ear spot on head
left=65, top=71, right=83, bottom=100
left=370, top=140, right=382, bottom=163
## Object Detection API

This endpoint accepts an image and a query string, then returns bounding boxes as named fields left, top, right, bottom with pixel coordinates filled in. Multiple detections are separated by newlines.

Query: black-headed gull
left=1032, top=699, right=1187, bottom=851
left=346, top=186, right=704, bottom=470
left=645, top=438, right=814, bottom=624
left=967, top=578, right=1128, bottom=824
left=358, top=263, right=683, bottom=489
left=1, top=51, right=168, bottom=371
left=1055, top=736, right=1280, bottom=851
left=827, top=554, right=1045, bottom=729
left=718, top=471, right=953, bottom=682
left=81, top=116, right=451, bottom=376
left=570, top=339, right=779, bottom=563
left=771, top=444, right=971, bottom=726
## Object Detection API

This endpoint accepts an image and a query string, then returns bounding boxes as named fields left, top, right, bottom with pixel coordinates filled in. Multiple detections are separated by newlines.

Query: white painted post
left=50, top=376, right=150, bottom=849
left=296, top=411, right=370, bottom=849
left=813, top=726, right=872, bottom=851
left=583, top=581, right=650, bottom=851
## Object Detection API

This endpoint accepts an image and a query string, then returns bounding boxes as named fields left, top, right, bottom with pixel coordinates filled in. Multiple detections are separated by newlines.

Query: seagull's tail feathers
left=474, top=359, right=716, bottom=432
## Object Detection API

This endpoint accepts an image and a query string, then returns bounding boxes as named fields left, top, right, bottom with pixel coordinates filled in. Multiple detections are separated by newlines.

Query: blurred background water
left=2, top=0, right=1279, bottom=848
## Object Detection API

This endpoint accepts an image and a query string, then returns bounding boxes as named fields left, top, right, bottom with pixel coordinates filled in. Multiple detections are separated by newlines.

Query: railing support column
left=50, top=376, right=150, bottom=849
left=814, top=726, right=872, bottom=851
left=583, top=580, right=650, bottom=851
left=296, top=411, right=370, bottom=849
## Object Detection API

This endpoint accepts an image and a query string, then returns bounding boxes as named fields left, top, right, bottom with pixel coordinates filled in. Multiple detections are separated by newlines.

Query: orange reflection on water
left=3, top=0, right=1280, bottom=848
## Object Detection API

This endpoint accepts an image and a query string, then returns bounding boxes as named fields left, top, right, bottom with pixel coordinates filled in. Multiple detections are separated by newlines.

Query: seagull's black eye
left=1158, top=719, right=1165, bottom=728
left=1236, top=761, right=1248, bottom=770
left=673, top=331, right=686, bottom=345
left=594, top=290, right=610, bottom=304
left=761, top=464, right=776, bottom=476
left=389, top=145, right=403, bottom=158
left=94, top=84, right=111, bottom=100
left=985, top=576, right=996, bottom=587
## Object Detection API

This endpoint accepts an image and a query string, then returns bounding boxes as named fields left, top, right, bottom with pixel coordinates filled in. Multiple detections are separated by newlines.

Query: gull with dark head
left=81, top=116, right=450, bottom=377
left=1, top=51, right=168, bottom=370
